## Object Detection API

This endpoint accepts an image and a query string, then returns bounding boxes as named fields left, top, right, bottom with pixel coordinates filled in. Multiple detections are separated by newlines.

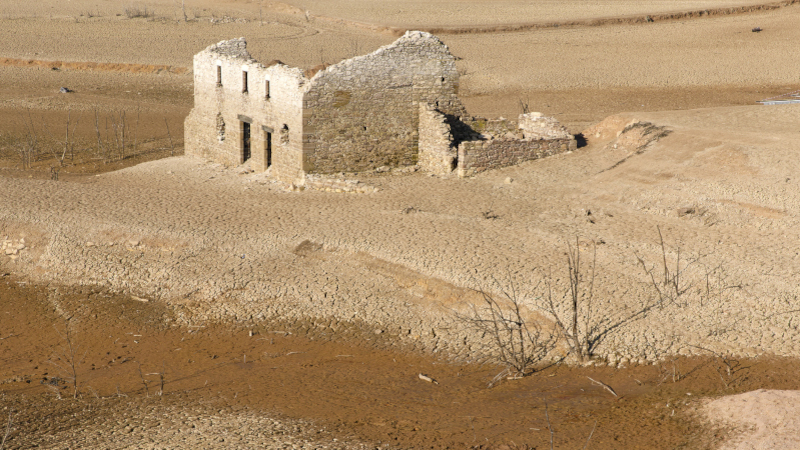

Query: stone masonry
left=185, top=32, right=575, bottom=183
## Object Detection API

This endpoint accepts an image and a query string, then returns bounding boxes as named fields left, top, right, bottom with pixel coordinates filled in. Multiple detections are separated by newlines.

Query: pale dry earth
left=0, top=3, right=798, bottom=119
left=704, top=389, right=800, bottom=449
left=3, top=103, right=800, bottom=366
left=3, top=0, right=800, bottom=447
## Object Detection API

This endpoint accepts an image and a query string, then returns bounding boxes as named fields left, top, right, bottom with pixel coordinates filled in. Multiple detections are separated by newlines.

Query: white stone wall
left=184, top=38, right=307, bottom=183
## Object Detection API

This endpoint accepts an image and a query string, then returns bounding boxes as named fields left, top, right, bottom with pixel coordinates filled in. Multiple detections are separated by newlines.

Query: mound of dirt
left=704, top=389, right=800, bottom=449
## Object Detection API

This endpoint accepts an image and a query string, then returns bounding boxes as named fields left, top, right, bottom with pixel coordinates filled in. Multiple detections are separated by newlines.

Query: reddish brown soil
left=2, top=274, right=800, bottom=449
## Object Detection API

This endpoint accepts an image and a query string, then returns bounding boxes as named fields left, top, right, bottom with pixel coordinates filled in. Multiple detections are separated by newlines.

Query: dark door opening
left=265, top=131, right=272, bottom=168
left=242, top=121, right=251, bottom=162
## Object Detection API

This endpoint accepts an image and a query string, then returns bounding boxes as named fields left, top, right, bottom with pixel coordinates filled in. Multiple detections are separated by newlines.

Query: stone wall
left=301, top=31, right=467, bottom=174
left=457, top=137, right=577, bottom=177
left=518, top=112, right=573, bottom=140
left=184, top=38, right=307, bottom=183
left=184, top=34, right=576, bottom=182
left=417, top=104, right=457, bottom=175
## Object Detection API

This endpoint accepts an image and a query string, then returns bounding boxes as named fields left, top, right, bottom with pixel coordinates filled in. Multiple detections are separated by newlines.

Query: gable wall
left=301, top=31, right=467, bottom=174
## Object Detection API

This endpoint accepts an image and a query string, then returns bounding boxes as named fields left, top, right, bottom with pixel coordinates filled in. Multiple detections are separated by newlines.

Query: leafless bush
left=94, top=108, right=142, bottom=162
left=124, top=4, right=154, bottom=18
left=40, top=108, right=81, bottom=166
left=691, top=346, right=752, bottom=390
left=47, top=320, right=87, bottom=399
left=457, top=286, right=557, bottom=386
left=137, top=363, right=151, bottom=397
left=539, top=239, right=662, bottom=363
left=518, top=97, right=531, bottom=114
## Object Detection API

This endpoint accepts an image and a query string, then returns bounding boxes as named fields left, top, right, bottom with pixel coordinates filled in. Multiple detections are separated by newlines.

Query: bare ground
left=2, top=0, right=800, bottom=448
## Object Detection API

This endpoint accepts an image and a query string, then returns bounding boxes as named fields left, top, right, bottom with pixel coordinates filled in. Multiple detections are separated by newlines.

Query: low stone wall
left=418, top=105, right=456, bottom=175
left=457, top=137, right=576, bottom=177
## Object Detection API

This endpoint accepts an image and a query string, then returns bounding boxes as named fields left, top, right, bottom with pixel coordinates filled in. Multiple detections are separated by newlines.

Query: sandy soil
left=6, top=272, right=800, bottom=449
left=281, top=0, right=789, bottom=28
left=2, top=0, right=800, bottom=448
left=704, top=389, right=800, bottom=449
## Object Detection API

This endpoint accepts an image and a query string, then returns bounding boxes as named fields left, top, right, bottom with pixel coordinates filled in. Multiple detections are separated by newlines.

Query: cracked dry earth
left=3, top=104, right=800, bottom=364
left=3, top=93, right=800, bottom=450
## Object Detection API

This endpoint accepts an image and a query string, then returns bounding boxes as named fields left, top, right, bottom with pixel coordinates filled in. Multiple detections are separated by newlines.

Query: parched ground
left=2, top=0, right=800, bottom=448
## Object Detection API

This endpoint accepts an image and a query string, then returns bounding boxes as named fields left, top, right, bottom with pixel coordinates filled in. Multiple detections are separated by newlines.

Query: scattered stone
left=504, top=177, right=513, bottom=184
left=59, top=87, right=71, bottom=94
left=418, top=373, right=439, bottom=384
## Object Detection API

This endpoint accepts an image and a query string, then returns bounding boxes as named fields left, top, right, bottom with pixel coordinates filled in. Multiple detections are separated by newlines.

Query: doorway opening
left=242, top=121, right=251, bottom=163
left=265, top=131, right=272, bottom=168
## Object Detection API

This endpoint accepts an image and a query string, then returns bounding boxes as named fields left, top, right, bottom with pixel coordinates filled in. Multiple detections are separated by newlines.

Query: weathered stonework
left=185, top=32, right=575, bottom=183
left=184, top=37, right=306, bottom=183
left=457, top=135, right=576, bottom=177
left=418, top=104, right=457, bottom=175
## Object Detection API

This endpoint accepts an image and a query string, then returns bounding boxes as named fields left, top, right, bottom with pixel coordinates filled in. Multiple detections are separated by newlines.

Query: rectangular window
left=265, top=80, right=270, bottom=99
left=216, top=66, right=222, bottom=86
left=242, top=71, right=248, bottom=93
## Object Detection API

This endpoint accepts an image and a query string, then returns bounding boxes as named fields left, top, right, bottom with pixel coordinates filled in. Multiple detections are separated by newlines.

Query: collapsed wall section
left=301, top=31, right=467, bottom=174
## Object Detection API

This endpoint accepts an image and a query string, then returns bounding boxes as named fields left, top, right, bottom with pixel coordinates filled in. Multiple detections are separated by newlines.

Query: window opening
left=280, top=124, right=289, bottom=144
left=265, top=80, right=270, bottom=99
left=242, top=71, right=248, bottom=93
left=216, top=113, right=225, bottom=142
left=216, top=66, right=222, bottom=86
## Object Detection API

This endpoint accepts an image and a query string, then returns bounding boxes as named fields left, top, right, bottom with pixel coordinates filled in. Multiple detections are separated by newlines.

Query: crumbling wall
left=465, top=117, right=522, bottom=140
left=418, top=104, right=457, bottom=175
left=301, top=31, right=467, bottom=174
left=518, top=112, right=573, bottom=140
left=457, top=136, right=576, bottom=177
left=184, top=38, right=307, bottom=183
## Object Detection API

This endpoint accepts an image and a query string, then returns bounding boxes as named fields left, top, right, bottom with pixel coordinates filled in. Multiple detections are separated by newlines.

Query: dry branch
left=587, top=376, right=618, bottom=397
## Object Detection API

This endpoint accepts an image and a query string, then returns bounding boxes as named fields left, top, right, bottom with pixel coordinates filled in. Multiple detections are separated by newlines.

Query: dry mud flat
left=3, top=103, right=800, bottom=364
left=4, top=272, right=800, bottom=449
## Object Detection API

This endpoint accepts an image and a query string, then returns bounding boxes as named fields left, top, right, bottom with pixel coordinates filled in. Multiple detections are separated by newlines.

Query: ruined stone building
left=184, top=31, right=576, bottom=184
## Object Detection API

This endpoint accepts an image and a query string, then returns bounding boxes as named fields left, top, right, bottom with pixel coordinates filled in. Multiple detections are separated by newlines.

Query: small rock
left=504, top=177, right=513, bottom=184
left=59, top=87, right=71, bottom=94
left=374, top=329, right=383, bottom=335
